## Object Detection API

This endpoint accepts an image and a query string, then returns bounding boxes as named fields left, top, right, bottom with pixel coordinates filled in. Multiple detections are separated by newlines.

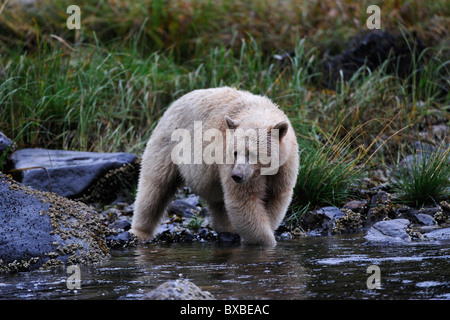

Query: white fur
left=131, top=87, right=299, bottom=246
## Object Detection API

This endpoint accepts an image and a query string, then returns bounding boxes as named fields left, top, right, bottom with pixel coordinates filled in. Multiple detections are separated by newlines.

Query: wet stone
left=423, top=228, right=450, bottom=241
left=415, top=213, right=437, bottom=226
left=396, top=205, right=443, bottom=226
left=109, top=219, right=131, bottom=231
left=153, top=228, right=196, bottom=244
left=277, top=232, right=293, bottom=241
left=196, top=227, right=218, bottom=242
left=10, top=148, right=137, bottom=199
left=365, top=219, right=412, bottom=243
left=217, top=232, right=241, bottom=244
left=0, top=173, right=109, bottom=273
left=342, top=200, right=368, bottom=214
left=169, top=199, right=200, bottom=218
left=141, top=279, right=214, bottom=300
left=300, top=206, right=345, bottom=236
left=106, top=230, right=137, bottom=248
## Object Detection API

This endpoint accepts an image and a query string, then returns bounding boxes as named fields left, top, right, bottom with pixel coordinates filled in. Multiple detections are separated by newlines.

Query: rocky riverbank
left=1, top=129, right=449, bottom=275
left=124, top=188, right=450, bottom=245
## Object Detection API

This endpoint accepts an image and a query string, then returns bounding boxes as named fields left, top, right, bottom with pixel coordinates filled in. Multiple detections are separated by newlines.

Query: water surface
left=1, top=234, right=449, bottom=299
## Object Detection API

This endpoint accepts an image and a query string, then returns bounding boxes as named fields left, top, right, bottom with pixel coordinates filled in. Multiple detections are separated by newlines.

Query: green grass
left=287, top=117, right=404, bottom=225
left=0, top=40, right=182, bottom=153
left=288, top=142, right=364, bottom=226
left=187, top=213, right=205, bottom=232
left=390, top=146, right=450, bottom=207
left=0, top=34, right=324, bottom=152
left=0, top=0, right=448, bottom=219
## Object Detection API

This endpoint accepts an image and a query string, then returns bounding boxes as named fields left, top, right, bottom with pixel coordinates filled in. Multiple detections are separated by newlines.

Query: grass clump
left=187, top=213, right=205, bottom=232
left=390, top=146, right=450, bottom=208
left=288, top=143, right=363, bottom=226
left=288, top=116, right=409, bottom=225
left=288, top=125, right=368, bottom=226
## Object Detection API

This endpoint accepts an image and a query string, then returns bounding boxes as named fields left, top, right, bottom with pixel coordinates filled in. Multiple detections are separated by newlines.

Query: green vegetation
left=390, top=146, right=450, bottom=207
left=289, top=141, right=364, bottom=225
left=187, top=213, right=205, bottom=232
left=0, top=0, right=448, bottom=215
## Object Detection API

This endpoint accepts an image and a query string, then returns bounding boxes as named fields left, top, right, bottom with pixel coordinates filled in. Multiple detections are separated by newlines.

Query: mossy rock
left=0, top=172, right=109, bottom=273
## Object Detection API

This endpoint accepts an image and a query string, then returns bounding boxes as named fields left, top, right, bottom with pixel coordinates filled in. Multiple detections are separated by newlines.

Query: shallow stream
left=1, top=234, right=449, bottom=299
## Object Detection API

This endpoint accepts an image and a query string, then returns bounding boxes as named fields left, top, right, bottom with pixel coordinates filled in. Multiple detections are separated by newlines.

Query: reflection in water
left=0, top=234, right=449, bottom=299
left=131, top=242, right=309, bottom=299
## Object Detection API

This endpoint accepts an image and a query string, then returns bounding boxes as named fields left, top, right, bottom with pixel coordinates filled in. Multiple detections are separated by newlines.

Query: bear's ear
left=273, top=121, right=288, bottom=139
left=225, top=116, right=239, bottom=129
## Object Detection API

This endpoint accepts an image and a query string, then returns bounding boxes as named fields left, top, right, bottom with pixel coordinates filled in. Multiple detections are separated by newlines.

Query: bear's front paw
left=241, top=233, right=277, bottom=247
left=130, top=228, right=153, bottom=242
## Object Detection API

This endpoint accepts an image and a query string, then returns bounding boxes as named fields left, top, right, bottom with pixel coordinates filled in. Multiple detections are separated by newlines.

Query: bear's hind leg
left=131, top=151, right=181, bottom=241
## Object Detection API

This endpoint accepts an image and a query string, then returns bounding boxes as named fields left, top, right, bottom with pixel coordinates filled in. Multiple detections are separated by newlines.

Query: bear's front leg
left=221, top=179, right=276, bottom=246
left=265, top=188, right=293, bottom=231
left=265, top=161, right=298, bottom=231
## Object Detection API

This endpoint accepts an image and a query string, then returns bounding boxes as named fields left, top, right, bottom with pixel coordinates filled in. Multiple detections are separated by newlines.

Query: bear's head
left=225, top=115, right=288, bottom=183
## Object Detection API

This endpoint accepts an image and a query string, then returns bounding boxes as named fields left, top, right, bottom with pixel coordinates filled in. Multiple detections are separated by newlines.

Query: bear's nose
left=231, top=173, right=243, bottom=183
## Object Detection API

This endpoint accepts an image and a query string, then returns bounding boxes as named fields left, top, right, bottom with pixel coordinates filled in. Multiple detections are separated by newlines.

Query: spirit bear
left=131, top=87, right=299, bottom=246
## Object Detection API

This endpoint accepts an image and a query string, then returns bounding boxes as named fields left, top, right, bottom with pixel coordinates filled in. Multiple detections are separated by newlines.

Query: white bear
left=131, top=87, right=299, bottom=246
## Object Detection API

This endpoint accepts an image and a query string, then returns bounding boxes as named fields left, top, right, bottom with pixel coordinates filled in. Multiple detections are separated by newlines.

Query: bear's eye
left=233, top=151, right=237, bottom=157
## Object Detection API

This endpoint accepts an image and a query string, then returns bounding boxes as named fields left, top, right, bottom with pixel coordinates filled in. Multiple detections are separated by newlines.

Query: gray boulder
left=142, top=279, right=214, bottom=300
left=415, top=213, right=437, bottom=226
left=0, top=173, right=109, bottom=273
left=365, top=219, right=412, bottom=243
left=10, top=148, right=136, bottom=198
left=423, top=228, right=450, bottom=241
